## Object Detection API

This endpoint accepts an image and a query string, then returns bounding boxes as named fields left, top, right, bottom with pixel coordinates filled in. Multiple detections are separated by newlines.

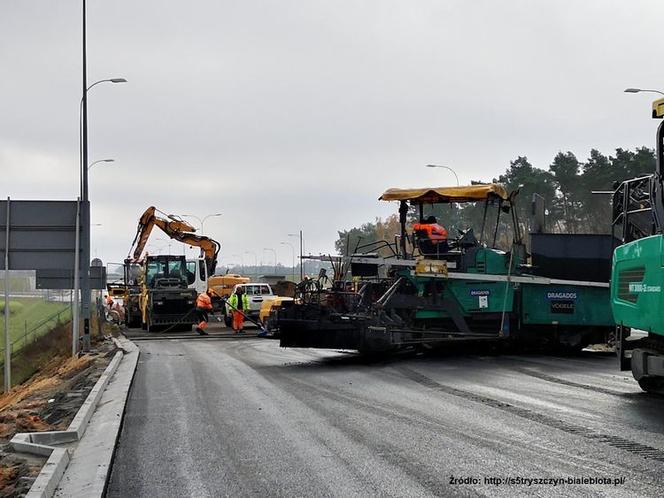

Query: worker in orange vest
left=413, top=216, right=449, bottom=251
left=195, top=290, right=213, bottom=336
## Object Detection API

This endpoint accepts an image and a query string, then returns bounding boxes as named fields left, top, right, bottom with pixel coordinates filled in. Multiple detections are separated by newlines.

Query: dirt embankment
left=0, top=327, right=115, bottom=497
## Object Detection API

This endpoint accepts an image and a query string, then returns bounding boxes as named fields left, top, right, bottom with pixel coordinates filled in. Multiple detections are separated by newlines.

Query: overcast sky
left=2, top=0, right=663, bottom=267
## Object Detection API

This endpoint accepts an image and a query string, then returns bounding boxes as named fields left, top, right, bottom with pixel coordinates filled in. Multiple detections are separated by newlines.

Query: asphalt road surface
left=107, top=338, right=664, bottom=497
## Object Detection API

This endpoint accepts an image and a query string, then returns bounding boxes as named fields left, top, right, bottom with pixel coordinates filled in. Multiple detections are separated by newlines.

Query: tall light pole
left=263, top=247, right=277, bottom=274
left=79, top=0, right=127, bottom=353
left=147, top=243, right=167, bottom=254
left=88, top=158, right=114, bottom=170
left=181, top=212, right=222, bottom=234
left=79, top=72, right=125, bottom=351
left=288, top=231, right=304, bottom=280
left=231, top=253, right=244, bottom=273
left=87, top=158, right=114, bottom=265
left=90, top=223, right=102, bottom=258
left=156, top=237, right=172, bottom=254
left=280, top=241, right=295, bottom=280
left=244, top=251, right=257, bottom=276
left=624, top=88, right=664, bottom=96
left=426, top=164, right=460, bottom=185
left=80, top=82, right=125, bottom=191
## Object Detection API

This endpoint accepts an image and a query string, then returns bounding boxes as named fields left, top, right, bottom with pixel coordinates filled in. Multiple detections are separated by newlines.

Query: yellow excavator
left=126, top=207, right=217, bottom=330
left=129, top=206, right=249, bottom=306
left=121, top=207, right=248, bottom=330
left=128, top=206, right=220, bottom=275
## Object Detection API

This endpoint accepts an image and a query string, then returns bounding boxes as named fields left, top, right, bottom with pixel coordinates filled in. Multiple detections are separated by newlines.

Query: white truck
left=224, top=283, right=274, bottom=326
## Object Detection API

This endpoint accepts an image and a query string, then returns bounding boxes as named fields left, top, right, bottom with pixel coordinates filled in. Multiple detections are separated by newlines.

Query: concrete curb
left=12, top=352, right=123, bottom=453
left=24, top=448, right=70, bottom=498
left=10, top=337, right=137, bottom=498
left=55, top=336, right=139, bottom=497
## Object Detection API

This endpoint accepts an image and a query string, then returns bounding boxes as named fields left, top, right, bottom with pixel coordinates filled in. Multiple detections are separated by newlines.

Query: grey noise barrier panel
left=36, top=267, right=106, bottom=290
left=0, top=199, right=86, bottom=271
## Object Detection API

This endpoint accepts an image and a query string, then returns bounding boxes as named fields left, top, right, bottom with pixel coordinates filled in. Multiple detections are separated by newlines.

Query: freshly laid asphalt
left=107, top=335, right=664, bottom=497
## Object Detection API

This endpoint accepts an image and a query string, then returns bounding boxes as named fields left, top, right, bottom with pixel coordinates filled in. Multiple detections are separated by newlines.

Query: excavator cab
left=186, top=257, right=208, bottom=294
left=139, top=255, right=197, bottom=332
left=145, top=256, right=189, bottom=289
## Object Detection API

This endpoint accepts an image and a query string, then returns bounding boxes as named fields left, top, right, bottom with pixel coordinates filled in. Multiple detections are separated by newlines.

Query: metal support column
left=4, top=197, right=11, bottom=391
left=80, top=0, right=91, bottom=346
left=299, top=230, right=304, bottom=281
left=72, top=198, right=81, bottom=356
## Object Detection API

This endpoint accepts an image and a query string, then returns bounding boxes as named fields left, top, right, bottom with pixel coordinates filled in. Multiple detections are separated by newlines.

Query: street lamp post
left=80, top=82, right=125, bottom=189
left=280, top=241, right=295, bottom=280
left=156, top=237, right=172, bottom=254
left=624, top=88, right=664, bottom=96
left=288, top=232, right=304, bottom=280
left=263, top=248, right=277, bottom=274
left=87, top=158, right=114, bottom=267
left=88, top=158, right=114, bottom=170
left=231, top=253, right=244, bottom=273
left=90, top=223, right=102, bottom=258
left=425, top=164, right=460, bottom=185
left=244, top=251, right=257, bottom=276
left=79, top=1, right=127, bottom=355
left=181, top=213, right=222, bottom=234
left=147, top=243, right=167, bottom=254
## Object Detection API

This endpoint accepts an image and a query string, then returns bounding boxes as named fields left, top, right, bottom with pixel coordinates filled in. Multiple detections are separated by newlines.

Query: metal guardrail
left=0, top=304, right=72, bottom=368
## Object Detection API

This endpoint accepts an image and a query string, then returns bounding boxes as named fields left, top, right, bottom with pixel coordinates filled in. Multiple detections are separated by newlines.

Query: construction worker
left=195, top=290, right=213, bottom=336
left=228, top=286, right=250, bottom=333
left=413, top=215, right=449, bottom=252
left=111, top=300, right=125, bottom=325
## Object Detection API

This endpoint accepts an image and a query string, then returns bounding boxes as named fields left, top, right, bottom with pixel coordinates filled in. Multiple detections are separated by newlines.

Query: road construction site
left=7, top=164, right=664, bottom=496
left=5, top=86, right=664, bottom=498
left=107, top=336, right=664, bottom=497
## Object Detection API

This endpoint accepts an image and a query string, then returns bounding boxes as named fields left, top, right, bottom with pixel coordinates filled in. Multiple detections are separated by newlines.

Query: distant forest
left=336, top=147, right=656, bottom=255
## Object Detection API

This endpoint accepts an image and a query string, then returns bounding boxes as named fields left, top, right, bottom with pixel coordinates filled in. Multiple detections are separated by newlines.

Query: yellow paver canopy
left=379, top=184, right=509, bottom=203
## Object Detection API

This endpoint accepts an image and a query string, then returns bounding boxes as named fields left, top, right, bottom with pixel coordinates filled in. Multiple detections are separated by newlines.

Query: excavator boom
left=128, top=206, right=221, bottom=275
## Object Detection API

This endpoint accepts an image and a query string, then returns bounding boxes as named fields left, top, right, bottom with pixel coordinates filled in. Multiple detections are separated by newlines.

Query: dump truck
left=278, top=184, right=615, bottom=353
left=612, top=97, right=664, bottom=394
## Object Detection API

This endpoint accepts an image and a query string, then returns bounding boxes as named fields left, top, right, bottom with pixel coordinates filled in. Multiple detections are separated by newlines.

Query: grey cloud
left=2, top=0, right=664, bottom=265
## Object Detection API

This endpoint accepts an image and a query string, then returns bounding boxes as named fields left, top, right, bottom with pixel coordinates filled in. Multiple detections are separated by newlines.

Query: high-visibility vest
left=228, top=293, right=250, bottom=311
left=196, top=293, right=213, bottom=310
left=413, top=222, right=448, bottom=241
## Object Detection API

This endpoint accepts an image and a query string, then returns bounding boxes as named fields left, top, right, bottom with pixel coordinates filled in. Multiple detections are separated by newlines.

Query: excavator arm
left=159, top=228, right=220, bottom=276
left=128, top=206, right=221, bottom=275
